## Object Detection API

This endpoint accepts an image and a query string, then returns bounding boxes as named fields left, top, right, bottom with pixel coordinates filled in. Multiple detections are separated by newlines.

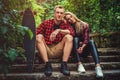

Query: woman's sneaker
left=95, top=66, right=103, bottom=78
left=77, top=64, right=86, bottom=73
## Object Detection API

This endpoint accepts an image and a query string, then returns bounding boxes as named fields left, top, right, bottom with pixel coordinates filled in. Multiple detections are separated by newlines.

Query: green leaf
left=16, top=47, right=26, bottom=61
left=1, top=26, right=8, bottom=34
left=7, top=48, right=19, bottom=62
left=27, top=29, right=33, bottom=40
left=19, top=52, right=26, bottom=61
left=17, top=25, right=28, bottom=36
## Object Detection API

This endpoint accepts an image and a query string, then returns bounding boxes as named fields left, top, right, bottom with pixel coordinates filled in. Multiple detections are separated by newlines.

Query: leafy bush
left=0, top=0, right=46, bottom=74
left=0, top=0, right=34, bottom=74
left=42, top=0, right=120, bottom=34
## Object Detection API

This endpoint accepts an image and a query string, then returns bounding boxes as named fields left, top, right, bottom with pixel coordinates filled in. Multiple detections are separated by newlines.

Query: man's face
left=54, top=8, right=64, bottom=21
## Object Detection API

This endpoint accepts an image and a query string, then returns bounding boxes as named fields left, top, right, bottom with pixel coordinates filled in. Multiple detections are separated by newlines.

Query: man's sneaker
left=44, top=62, right=52, bottom=76
left=77, top=64, right=86, bottom=73
left=95, top=66, right=103, bottom=78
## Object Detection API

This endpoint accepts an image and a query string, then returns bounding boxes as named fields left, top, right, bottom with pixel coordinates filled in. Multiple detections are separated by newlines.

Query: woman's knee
left=89, top=40, right=95, bottom=46
left=89, top=40, right=94, bottom=43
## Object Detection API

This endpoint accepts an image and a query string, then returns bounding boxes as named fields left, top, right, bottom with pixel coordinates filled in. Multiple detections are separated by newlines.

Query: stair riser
left=0, top=73, right=120, bottom=80
left=14, top=56, right=120, bottom=64
left=9, top=63, right=120, bottom=73
left=1, top=48, right=120, bottom=80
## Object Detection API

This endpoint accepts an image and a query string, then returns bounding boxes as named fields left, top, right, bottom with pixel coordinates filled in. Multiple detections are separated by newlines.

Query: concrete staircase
left=0, top=48, right=120, bottom=80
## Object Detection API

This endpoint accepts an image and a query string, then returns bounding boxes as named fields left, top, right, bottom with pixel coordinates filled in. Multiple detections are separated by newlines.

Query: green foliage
left=65, top=0, right=120, bottom=34
left=39, top=0, right=120, bottom=47
left=0, top=0, right=45, bottom=74
left=42, top=0, right=120, bottom=34
left=0, top=0, right=119, bottom=74
left=30, top=0, right=45, bottom=27
left=40, top=2, right=54, bottom=20
left=0, top=0, right=34, bottom=74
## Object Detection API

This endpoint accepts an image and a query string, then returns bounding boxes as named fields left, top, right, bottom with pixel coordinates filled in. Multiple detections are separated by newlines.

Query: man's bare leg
left=60, top=34, right=73, bottom=76
left=36, top=34, right=52, bottom=76
left=62, top=34, right=73, bottom=62
left=36, top=34, right=48, bottom=63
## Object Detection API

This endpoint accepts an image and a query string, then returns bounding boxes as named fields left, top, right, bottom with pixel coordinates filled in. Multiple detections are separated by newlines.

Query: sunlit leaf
left=27, top=29, right=33, bottom=40
left=1, top=26, right=8, bottom=34
left=7, top=48, right=19, bottom=62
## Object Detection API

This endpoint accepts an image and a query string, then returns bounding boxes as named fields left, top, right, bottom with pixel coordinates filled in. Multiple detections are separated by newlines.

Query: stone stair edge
left=0, top=70, right=120, bottom=76
left=12, top=62, right=120, bottom=66
left=98, top=48, right=120, bottom=52
left=34, top=48, right=120, bottom=53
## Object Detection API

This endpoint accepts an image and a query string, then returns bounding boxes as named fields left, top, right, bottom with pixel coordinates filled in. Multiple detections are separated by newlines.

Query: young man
left=36, top=5, right=74, bottom=76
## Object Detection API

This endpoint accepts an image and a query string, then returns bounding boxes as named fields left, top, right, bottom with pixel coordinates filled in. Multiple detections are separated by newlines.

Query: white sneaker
left=77, top=64, right=86, bottom=73
left=95, top=66, right=103, bottom=77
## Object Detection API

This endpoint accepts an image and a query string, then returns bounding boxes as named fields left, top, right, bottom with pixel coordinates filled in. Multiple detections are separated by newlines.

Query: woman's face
left=65, top=14, right=76, bottom=24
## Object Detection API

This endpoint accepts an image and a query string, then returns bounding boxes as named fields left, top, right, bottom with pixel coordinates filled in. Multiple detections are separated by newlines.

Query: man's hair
left=54, top=5, right=64, bottom=12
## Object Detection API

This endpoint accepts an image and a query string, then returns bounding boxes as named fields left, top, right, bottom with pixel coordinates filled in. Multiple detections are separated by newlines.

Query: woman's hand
left=77, top=47, right=83, bottom=54
left=77, top=44, right=86, bottom=54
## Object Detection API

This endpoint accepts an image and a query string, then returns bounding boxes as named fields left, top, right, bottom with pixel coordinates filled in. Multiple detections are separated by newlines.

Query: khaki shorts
left=46, top=43, right=63, bottom=59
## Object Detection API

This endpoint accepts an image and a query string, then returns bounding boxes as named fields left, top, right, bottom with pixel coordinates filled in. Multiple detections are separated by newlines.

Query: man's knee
left=64, top=34, right=73, bottom=42
left=36, top=34, right=44, bottom=43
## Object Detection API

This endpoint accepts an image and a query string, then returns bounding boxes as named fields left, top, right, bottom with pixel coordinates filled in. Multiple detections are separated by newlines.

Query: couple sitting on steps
left=36, top=5, right=103, bottom=78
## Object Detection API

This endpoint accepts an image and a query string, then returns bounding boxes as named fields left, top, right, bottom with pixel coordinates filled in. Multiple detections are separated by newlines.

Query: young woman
left=64, top=12, right=103, bottom=78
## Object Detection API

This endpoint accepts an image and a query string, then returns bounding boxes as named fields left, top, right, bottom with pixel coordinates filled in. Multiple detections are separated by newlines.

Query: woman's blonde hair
left=65, top=12, right=85, bottom=35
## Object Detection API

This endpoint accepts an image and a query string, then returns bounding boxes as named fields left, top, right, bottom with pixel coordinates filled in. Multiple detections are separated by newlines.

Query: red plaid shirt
left=73, top=23, right=89, bottom=44
left=82, top=25, right=89, bottom=44
left=36, top=19, right=74, bottom=45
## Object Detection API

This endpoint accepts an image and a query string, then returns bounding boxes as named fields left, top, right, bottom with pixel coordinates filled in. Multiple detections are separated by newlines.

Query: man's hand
left=50, top=29, right=61, bottom=41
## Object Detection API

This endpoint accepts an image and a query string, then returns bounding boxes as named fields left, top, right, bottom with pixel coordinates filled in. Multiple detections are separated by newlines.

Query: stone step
left=98, top=48, right=120, bottom=53
left=0, top=48, right=120, bottom=80
left=34, top=62, right=120, bottom=72
left=81, top=56, right=120, bottom=63
left=36, top=48, right=120, bottom=56
left=0, top=70, right=120, bottom=80
left=14, top=48, right=120, bottom=64
left=9, top=62, right=120, bottom=73
left=14, top=55, right=120, bottom=64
